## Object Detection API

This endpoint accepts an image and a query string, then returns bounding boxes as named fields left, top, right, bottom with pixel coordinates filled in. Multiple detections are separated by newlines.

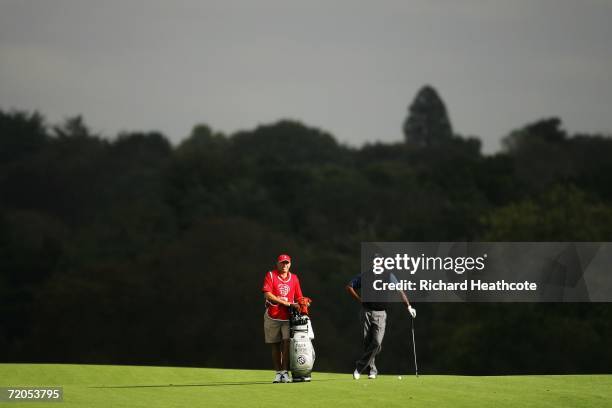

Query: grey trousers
left=355, top=309, right=387, bottom=375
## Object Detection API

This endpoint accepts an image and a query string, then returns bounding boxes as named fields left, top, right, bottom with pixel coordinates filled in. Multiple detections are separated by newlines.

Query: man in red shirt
left=262, top=254, right=304, bottom=383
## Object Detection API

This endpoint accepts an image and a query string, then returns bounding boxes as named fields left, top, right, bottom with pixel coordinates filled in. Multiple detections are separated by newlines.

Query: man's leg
left=281, top=339, right=290, bottom=371
left=355, top=310, right=386, bottom=375
left=367, top=311, right=387, bottom=376
left=264, top=312, right=284, bottom=382
left=271, top=342, right=282, bottom=371
left=355, top=309, right=375, bottom=373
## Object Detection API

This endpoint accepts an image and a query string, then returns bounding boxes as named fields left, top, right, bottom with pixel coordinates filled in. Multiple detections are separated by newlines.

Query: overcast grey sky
left=1, top=0, right=611, bottom=152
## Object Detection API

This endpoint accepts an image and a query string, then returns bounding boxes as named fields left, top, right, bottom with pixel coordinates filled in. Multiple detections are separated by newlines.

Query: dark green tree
left=503, top=117, right=567, bottom=152
left=0, top=110, right=47, bottom=163
left=403, top=85, right=453, bottom=147
left=482, top=184, right=612, bottom=241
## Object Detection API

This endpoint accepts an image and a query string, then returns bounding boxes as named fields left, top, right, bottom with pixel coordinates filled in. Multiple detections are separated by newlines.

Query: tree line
left=1, top=86, right=611, bottom=374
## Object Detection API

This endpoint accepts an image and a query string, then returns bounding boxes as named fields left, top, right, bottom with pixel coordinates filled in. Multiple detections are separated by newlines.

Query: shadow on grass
left=91, top=378, right=347, bottom=388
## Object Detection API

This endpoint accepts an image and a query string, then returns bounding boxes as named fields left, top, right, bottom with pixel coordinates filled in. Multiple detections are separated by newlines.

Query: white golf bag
left=289, top=304, right=315, bottom=382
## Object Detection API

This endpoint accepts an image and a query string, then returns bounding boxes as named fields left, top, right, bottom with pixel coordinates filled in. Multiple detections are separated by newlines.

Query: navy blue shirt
left=348, top=273, right=398, bottom=311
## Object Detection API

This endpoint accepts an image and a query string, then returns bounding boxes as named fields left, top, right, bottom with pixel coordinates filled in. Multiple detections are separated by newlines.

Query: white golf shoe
left=273, top=371, right=282, bottom=383
left=280, top=371, right=291, bottom=383
left=353, top=369, right=360, bottom=380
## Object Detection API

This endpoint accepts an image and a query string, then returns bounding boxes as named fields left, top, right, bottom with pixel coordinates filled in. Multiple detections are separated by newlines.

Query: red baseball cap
left=277, top=254, right=291, bottom=263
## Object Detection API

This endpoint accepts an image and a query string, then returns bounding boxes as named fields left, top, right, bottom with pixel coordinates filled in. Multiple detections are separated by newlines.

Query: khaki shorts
left=263, top=311, right=290, bottom=343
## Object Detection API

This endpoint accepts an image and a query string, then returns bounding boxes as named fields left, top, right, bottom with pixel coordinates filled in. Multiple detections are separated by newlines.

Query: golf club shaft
left=411, top=317, right=418, bottom=377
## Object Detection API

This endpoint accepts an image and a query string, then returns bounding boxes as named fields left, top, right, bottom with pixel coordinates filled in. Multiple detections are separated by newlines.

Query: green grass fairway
left=1, top=364, right=610, bottom=407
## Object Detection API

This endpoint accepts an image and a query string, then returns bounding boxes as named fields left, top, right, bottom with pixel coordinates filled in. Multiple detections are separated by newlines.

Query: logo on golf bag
left=278, top=284, right=290, bottom=297
left=297, top=355, right=306, bottom=365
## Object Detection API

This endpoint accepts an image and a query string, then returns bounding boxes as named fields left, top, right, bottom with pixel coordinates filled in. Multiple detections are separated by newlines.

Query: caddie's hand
left=407, top=305, right=416, bottom=318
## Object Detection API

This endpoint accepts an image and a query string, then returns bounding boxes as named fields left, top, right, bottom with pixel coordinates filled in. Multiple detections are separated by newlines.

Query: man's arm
left=390, top=275, right=411, bottom=307
left=346, top=274, right=362, bottom=304
left=295, top=276, right=304, bottom=300
left=399, top=290, right=411, bottom=308
left=264, top=291, right=298, bottom=309
left=345, top=285, right=361, bottom=303
left=390, top=273, right=416, bottom=317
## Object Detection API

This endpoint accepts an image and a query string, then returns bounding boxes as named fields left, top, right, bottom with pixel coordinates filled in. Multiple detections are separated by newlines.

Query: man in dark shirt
left=346, top=273, right=415, bottom=379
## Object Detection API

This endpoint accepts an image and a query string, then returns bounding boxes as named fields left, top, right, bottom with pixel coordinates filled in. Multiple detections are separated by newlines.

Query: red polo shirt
left=262, top=270, right=303, bottom=321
